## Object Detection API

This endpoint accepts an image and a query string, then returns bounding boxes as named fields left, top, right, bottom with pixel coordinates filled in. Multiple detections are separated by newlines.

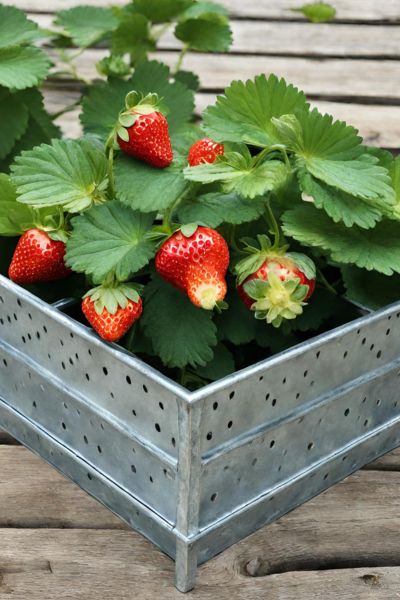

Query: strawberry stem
left=264, top=199, right=281, bottom=250
left=107, top=144, right=115, bottom=197
left=173, top=44, right=189, bottom=74
left=317, top=267, right=338, bottom=295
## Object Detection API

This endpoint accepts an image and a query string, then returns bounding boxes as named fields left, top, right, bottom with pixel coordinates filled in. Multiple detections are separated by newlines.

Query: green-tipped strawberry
left=155, top=225, right=230, bottom=310
left=9, top=228, right=71, bottom=285
left=236, top=235, right=316, bottom=327
left=82, top=283, right=143, bottom=343
left=116, top=92, right=173, bottom=168
left=188, top=138, right=224, bottom=167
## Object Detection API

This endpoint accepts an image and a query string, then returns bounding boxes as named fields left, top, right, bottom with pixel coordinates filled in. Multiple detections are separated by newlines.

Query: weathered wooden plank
left=47, top=50, right=400, bottom=102
left=30, top=14, right=400, bottom=58
left=42, top=87, right=400, bottom=149
left=14, top=0, right=400, bottom=23
left=0, top=446, right=125, bottom=528
left=0, top=528, right=398, bottom=600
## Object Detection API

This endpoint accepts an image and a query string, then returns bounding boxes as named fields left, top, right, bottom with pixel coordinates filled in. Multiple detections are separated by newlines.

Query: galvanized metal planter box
left=0, top=273, right=399, bottom=591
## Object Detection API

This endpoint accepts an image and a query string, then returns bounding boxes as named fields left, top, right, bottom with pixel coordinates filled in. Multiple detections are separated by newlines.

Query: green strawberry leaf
left=386, top=156, right=400, bottom=220
left=66, top=201, right=157, bottom=282
left=215, top=285, right=258, bottom=345
left=175, top=12, right=232, bottom=52
left=342, top=265, right=400, bottom=310
left=18, top=88, right=61, bottom=143
left=298, top=171, right=383, bottom=229
left=282, top=204, right=400, bottom=275
left=0, top=174, right=35, bottom=236
left=195, top=343, right=235, bottom=381
left=0, top=87, right=28, bottom=160
left=142, top=276, right=218, bottom=369
left=131, top=0, right=193, bottom=23
left=203, top=74, right=309, bottom=147
left=0, top=5, right=41, bottom=47
left=183, top=2, right=228, bottom=17
left=286, top=109, right=395, bottom=203
left=55, top=6, right=118, bottom=47
left=114, top=151, right=189, bottom=212
left=184, top=146, right=288, bottom=199
left=111, top=14, right=154, bottom=61
left=11, top=138, right=108, bottom=213
left=0, top=46, right=50, bottom=90
left=292, top=2, right=336, bottom=22
left=177, top=191, right=266, bottom=227
left=0, top=89, right=61, bottom=171
left=174, top=70, right=200, bottom=92
left=81, top=60, right=194, bottom=139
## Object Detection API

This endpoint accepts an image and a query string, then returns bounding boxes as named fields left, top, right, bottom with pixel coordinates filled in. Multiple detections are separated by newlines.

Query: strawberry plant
left=1, top=3, right=400, bottom=389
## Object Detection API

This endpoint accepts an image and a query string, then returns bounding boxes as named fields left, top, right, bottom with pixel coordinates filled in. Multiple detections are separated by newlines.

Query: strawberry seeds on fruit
left=82, top=282, right=143, bottom=343
left=155, top=225, right=230, bottom=310
left=188, top=138, right=224, bottom=166
left=115, top=92, right=173, bottom=169
left=8, top=228, right=71, bottom=285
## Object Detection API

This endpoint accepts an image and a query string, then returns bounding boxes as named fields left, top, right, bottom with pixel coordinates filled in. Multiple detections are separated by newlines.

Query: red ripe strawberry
left=235, top=237, right=316, bottom=327
left=188, top=138, right=224, bottom=167
left=155, top=226, right=229, bottom=310
left=82, top=284, right=143, bottom=343
left=116, top=92, right=173, bottom=168
left=8, top=228, right=71, bottom=285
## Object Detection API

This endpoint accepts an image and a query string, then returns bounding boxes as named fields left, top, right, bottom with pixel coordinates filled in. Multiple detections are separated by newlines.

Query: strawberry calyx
left=115, top=91, right=164, bottom=144
left=243, top=271, right=309, bottom=328
left=31, top=209, right=70, bottom=244
left=84, top=282, right=142, bottom=316
left=235, top=234, right=289, bottom=285
left=180, top=223, right=198, bottom=238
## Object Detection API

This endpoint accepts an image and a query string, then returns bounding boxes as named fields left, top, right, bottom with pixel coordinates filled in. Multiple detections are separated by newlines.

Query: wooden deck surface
left=3, top=0, right=400, bottom=597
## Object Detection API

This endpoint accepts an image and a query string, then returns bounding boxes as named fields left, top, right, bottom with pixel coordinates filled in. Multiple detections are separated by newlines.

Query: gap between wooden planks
left=43, top=49, right=400, bottom=102
left=0, top=445, right=399, bottom=598
left=30, top=13, right=400, bottom=58
left=13, top=0, right=400, bottom=22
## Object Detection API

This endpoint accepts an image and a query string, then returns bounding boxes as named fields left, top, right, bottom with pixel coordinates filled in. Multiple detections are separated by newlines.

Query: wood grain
left=0, top=446, right=125, bottom=528
left=30, top=14, right=400, bottom=58
left=14, top=0, right=400, bottom=22
left=46, top=50, right=400, bottom=102
left=0, top=529, right=399, bottom=600
left=0, top=465, right=399, bottom=597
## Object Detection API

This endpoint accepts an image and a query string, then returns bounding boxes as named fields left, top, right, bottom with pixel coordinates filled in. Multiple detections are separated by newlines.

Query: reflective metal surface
left=0, top=274, right=399, bottom=592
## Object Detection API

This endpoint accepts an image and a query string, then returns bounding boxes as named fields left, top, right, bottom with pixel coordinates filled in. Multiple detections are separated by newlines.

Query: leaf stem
left=51, top=97, right=81, bottom=120
left=162, top=184, right=194, bottom=233
left=317, top=267, right=338, bottom=295
left=173, top=44, right=189, bottom=74
left=264, top=198, right=281, bottom=249
left=152, top=22, right=171, bottom=41
left=253, top=144, right=291, bottom=169
left=107, top=144, right=115, bottom=198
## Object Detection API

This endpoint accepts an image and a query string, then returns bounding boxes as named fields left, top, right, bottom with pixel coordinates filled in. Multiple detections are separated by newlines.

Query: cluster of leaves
left=1, top=1, right=399, bottom=389
left=5, top=66, right=400, bottom=387
left=52, top=0, right=232, bottom=81
left=0, top=6, right=60, bottom=170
